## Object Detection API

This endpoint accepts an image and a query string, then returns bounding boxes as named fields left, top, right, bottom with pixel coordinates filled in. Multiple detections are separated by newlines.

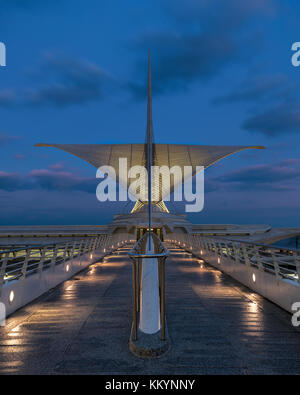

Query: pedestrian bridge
left=1, top=239, right=300, bottom=374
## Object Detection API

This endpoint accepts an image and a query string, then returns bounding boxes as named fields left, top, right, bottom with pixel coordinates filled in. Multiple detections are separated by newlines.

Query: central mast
left=146, top=49, right=153, bottom=248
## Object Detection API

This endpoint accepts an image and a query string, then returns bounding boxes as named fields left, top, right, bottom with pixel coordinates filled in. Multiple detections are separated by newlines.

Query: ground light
left=9, top=290, right=14, bottom=304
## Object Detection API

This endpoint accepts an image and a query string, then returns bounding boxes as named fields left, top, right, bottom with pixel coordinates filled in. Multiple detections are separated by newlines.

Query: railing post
left=107, top=235, right=112, bottom=251
left=96, top=235, right=100, bottom=249
left=137, top=257, right=141, bottom=313
left=75, top=240, right=82, bottom=258
left=254, top=245, right=264, bottom=271
left=197, top=236, right=201, bottom=252
left=293, top=251, right=300, bottom=284
left=81, top=239, right=86, bottom=255
left=208, top=238, right=213, bottom=252
left=62, top=243, right=69, bottom=263
left=131, top=258, right=137, bottom=341
left=100, top=234, right=105, bottom=248
left=271, top=251, right=280, bottom=279
left=0, top=252, right=9, bottom=297
left=70, top=242, right=76, bottom=260
left=212, top=240, right=217, bottom=257
left=51, top=245, right=58, bottom=270
left=21, top=249, right=31, bottom=281
left=99, top=235, right=105, bottom=251
left=84, top=239, right=89, bottom=254
left=219, top=241, right=223, bottom=257
left=38, top=248, right=46, bottom=276
left=160, top=256, right=166, bottom=341
left=223, top=241, right=229, bottom=257
left=207, top=238, right=211, bottom=251
left=219, top=241, right=224, bottom=257
left=103, top=235, right=107, bottom=252
left=92, top=237, right=97, bottom=253
left=234, top=243, right=241, bottom=264
left=242, top=244, right=251, bottom=267
left=87, top=238, right=93, bottom=253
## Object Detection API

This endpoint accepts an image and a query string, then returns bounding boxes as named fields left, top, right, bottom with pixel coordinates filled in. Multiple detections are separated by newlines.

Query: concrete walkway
left=1, top=244, right=300, bottom=374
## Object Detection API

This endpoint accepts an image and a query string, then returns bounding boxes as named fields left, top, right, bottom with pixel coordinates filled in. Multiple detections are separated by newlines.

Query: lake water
left=272, top=236, right=300, bottom=249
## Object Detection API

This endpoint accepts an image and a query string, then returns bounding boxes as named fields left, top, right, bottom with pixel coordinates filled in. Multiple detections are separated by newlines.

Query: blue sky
left=0, top=0, right=300, bottom=226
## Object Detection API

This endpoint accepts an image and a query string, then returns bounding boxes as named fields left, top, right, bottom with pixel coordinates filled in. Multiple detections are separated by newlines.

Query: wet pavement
left=1, top=244, right=300, bottom=374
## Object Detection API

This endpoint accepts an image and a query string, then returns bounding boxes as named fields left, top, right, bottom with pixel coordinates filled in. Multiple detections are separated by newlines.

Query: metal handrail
left=129, top=252, right=170, bottom=258
left=0, top=235, right=107, bottom=255
left=166, top=232, right=300, bottom=284
left=198, top=235, right=300, bottom=254
left=0, top=233, right=133, bottom=296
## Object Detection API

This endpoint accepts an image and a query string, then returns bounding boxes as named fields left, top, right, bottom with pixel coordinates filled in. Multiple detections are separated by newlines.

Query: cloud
left=128, top=0, right=277, bottom=99
left=0, top=161, right=124, bottom=225
left=164, top=0, right=276, bottom=29
left=222, top=163, right=299, bottom=184
left=213, top=73, right=289, bottom=104
left=0, top=0, right=61, bottom=11
left=14, top=154, right=26, bottom=160
left=243, top=102, right=300, bottom=137
left=0, top=164, right=98, bottom=193
left=29, top=168, right=97, bottom=192
left=0, top=0, right=63, bottom=30
left=0, top=132, right=19, bottom=146
left=208, top=160, right=300, bottom=192
left=0, top=171, right=28, bottom=192
left=0, top=53, right=114, bottom=108
left=130, top=32, right=238, bottom=98
left=0, top=89, right=16, bottom=107
left=48, top=162, right=65, bottom=170
left=212, top=70, right=300, bottom=139
left=26, top=53, right=114, bottom=107
left=0, top=189, right=122, bottom=226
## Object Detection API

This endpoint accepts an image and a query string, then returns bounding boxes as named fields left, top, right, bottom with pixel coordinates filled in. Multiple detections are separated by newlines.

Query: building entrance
left=136, top=227, right=163, bottom=242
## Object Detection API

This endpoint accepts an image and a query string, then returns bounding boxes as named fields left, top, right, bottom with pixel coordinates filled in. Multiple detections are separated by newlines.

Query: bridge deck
left=1, top=244, right=300, bottom=374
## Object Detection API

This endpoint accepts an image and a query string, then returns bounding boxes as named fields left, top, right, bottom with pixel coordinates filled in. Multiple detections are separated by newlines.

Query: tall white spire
left=146, top=49, right=153, bottom=245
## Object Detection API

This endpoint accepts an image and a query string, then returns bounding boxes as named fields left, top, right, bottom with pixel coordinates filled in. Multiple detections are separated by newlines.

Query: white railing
left=128, top=233, right=169, bottom=342
left=166, top=233, right=300, bottom=284
left=0, top=232, right=133, bottom=297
